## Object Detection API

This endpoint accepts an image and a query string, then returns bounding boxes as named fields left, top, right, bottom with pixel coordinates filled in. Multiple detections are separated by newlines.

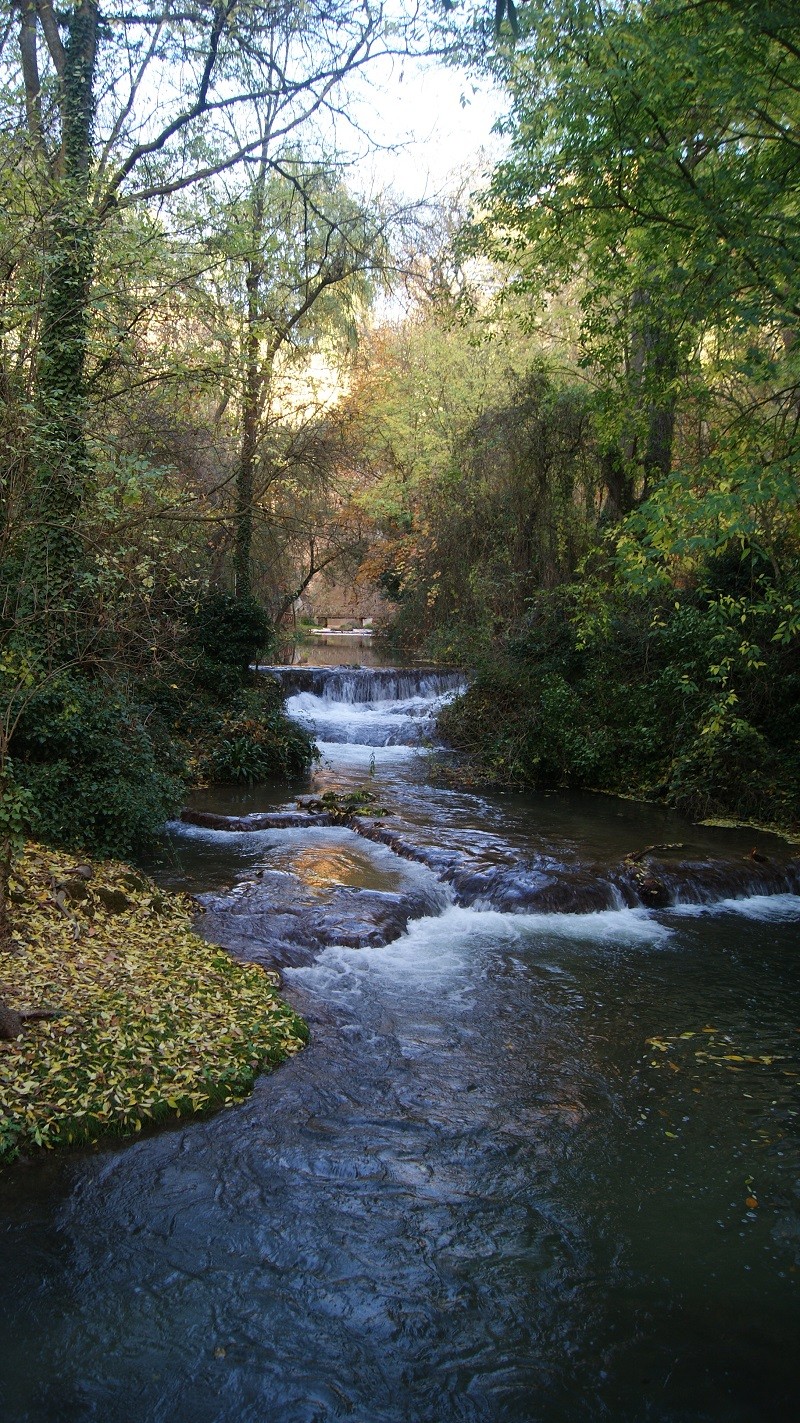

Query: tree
left=0, top=0, right=397, bottom=617
left=199, top=151, right=391, bottom=599
left=472, top=0, right=800, bottom=496
left=337, top=297, right=605, bottom=657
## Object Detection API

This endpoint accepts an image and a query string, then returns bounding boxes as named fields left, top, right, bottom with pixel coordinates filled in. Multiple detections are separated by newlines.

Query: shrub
left=187, top=592, right=274, bottom=696
left=197, top=688, right=316, bottom=784
left=439, top=665, right=606, bottom=788
left=668, top=707, right=788, bottom=823
left=438, top=582, right=799, bottom=828
left=10, top=675, right=185, bottom=858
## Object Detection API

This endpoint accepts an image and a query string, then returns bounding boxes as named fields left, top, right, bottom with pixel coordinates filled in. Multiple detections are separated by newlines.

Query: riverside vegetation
left=345, top=3, right=800, bottom=835
left=0, top=596, right=315, bottom=1161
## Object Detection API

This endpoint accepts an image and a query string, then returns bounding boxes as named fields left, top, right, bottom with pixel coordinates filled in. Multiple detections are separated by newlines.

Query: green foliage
left=380, top=4, right=800, bottom=834
left=440, top=578, right=800, bottom=829
left=187, top=591, right=275, bottom=696
left=361, top=354, right=604, bottom=658
left=196, top=686, right=316, bottom=785
left=667, top=706, right=782, bottom=824
left=480, top=0, right=800, bottom=401
left=9, top=676, right=185, bottom=858
left=153, top=606, right=315, bottom=787
left=0, top=762, right=34, bottom=867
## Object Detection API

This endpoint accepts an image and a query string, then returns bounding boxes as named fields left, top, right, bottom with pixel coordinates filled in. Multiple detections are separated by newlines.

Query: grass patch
left=0, top=843, right=308, bottom=1164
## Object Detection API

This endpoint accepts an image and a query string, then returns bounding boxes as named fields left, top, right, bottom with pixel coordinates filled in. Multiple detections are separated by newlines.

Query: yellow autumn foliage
left=0, top=843, right=308, bottom=1162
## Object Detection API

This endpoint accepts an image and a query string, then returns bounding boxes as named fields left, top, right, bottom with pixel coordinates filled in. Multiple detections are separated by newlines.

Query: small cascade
left=179, top=808, right=800, bottom=920
left=263, top=663, right=467, bottom=749
left=258, top=664, right=466, bottom=704
left=6, top=679, right=800, bottom=1423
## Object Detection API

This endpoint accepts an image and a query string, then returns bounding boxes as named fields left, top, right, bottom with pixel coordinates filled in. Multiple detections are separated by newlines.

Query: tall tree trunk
left=29, top=2, right=98, bottom=612
left=642, top=329, right=677, bottom=494
left=233, top=140, right=273, bottom=603
left=643, top=393, right=676, bottom=490
left=599, top=445, right=637, bottom=524
left=630, top=285, right=678, bottom=498
left=234, top=259, right=263, bottom=601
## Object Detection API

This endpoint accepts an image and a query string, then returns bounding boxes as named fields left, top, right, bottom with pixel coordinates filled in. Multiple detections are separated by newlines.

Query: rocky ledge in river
left=181, top=808, right=799, bottom=968
left=197, top=869, right=442, bottom=969
left=352, top=819, right=800, bottom=912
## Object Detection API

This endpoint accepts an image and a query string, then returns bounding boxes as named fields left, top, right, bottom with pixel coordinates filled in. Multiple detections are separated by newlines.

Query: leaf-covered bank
left=0, top=844, right=308, bottom=1164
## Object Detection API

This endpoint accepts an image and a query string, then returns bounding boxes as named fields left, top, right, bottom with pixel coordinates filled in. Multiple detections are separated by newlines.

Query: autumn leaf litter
left=0, top=843, right=308, bottom=1162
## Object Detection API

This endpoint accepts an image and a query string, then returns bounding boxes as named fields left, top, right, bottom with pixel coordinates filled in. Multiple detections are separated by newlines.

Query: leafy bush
left=187, top=592, right=274, bottom=696
left=0, top=761, right=34, bottom=867
left=197, top=687, right=316, bottom=784
left=439, top=582, right=800, bottom=829
left=667, top=707, right=786, bottom=823
left=10, top=675, right=185, bottom=857
left=439, top=664, right=607, bottom=789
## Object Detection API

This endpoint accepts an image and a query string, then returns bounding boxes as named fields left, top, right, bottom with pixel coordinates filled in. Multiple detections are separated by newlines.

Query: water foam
left=286, top=690, right=456, bottom=747
left=315, top=740, right=420, bottom=768
left=669, top=892, right=800, bottom=921
left=292, top=902, right=671, bottom=977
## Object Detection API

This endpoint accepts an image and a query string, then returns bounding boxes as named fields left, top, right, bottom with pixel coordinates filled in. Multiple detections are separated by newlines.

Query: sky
left=341, top=52, right=509, bottom=205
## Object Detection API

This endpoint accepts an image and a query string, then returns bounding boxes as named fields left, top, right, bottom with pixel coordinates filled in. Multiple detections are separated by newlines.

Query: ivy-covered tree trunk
left=233, top=139, right=270, bottom=602
left=29, top=1, right=98, bottom=610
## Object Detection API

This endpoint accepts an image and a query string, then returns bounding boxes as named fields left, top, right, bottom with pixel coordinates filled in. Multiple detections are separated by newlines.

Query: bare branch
left=98, top=0, right=239, bottom=214
left=95, top=12, right=167, bottom=184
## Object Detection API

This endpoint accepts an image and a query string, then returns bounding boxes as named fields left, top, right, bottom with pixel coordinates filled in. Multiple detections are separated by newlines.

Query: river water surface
left=1, top=667, right=798, bottom=1422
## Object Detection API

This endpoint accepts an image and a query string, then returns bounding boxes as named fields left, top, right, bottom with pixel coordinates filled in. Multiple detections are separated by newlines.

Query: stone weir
left=255, top=665, right=467, bottom=704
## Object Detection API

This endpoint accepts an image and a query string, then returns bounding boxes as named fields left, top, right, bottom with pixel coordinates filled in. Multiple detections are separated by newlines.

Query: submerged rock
left=199, top=877, right=438, bottom=968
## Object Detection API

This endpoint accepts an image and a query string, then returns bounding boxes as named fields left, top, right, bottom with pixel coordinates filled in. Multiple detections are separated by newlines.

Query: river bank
left=434, top=587, right=800, bottom=838
left=0, top=843, right=307, bottom=1164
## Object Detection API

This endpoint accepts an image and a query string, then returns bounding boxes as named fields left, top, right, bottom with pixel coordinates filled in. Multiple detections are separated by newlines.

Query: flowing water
left=1, top=668, right=799, bottom=1423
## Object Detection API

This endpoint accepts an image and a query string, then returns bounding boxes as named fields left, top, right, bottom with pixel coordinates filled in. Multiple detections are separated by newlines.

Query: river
left=1, top=666, right=798, bottom=1422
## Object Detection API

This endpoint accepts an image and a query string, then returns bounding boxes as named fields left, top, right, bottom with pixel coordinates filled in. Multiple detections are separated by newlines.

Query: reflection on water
left=270, top=840, right=414, bottom=897
left=279, top=634, right=383, bottom=668
left=1, top=667, right=798, bottom=1423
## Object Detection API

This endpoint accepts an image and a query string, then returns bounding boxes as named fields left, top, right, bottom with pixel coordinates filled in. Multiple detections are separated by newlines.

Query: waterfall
left=257, top=664, right=468, bottom=750
left=257, top=665, right=467, bottom=705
